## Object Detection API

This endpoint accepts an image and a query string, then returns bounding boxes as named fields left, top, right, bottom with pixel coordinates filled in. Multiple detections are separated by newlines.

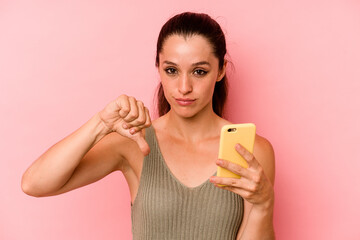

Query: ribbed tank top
left=131, top=126, right=244, bottom=240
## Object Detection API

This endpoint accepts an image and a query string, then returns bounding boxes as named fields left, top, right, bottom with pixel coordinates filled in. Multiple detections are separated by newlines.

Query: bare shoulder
left=253, top=134, right=275, bottom=184
left=254, top=134, right=274, bottom=157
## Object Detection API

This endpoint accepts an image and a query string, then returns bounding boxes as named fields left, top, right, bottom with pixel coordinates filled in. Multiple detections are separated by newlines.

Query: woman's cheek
left=161, top=81, right=173, bottom=103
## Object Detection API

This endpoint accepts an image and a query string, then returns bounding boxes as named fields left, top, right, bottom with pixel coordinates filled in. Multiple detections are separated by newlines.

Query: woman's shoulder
left=254, top=133, right=275, bottom=184
left=254, top=133, right=274, bottom=154
left=151, top=117, right=162, bottom=131
left=150, top=116, right=168, bottom=136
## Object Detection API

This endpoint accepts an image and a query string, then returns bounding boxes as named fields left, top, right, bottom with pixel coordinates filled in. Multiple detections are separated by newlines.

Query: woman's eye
left=165, top=68, right=177, bottom=75
left=194, top=69, right=208, bottom=76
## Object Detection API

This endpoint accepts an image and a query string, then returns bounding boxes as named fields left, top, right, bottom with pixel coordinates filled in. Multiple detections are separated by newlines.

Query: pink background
left=1, top=0, right=359, bottom=239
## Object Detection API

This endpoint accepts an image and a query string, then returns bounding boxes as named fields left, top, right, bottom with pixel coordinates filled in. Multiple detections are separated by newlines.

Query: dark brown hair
left=155, top=12, right=228, bottom=117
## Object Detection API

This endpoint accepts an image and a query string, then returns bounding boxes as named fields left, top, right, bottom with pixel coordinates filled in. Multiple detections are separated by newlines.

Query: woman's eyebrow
left=162, top=61, right=178, bottom=66
left=192, top=61, right=210, bottom=66
left=162, top=60, right=210, bottom=66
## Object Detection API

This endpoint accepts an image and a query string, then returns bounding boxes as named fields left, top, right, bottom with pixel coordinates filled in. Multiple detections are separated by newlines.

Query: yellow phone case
left=217, top=123, right=256, bottom=179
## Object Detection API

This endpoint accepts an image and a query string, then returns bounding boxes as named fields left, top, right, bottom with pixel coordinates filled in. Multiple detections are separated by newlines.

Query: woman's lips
left=175, top=98, right=196, bottom=106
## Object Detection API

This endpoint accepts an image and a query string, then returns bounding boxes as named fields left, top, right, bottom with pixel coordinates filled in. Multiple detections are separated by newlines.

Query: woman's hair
left=155, top=12, right=228, bottom=117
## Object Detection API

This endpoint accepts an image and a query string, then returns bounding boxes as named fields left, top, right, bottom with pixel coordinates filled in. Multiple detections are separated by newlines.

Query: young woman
left=22, top=12, right=275, bottom=239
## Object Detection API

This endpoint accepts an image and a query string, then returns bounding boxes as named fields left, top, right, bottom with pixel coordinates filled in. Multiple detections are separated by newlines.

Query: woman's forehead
left=159, top=34, right=217, bottom=65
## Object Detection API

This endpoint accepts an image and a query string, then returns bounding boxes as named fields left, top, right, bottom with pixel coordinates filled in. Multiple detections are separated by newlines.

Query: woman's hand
left=210, top=143, right=274, bottom=209
left=98, top=94, right=152, bottom=155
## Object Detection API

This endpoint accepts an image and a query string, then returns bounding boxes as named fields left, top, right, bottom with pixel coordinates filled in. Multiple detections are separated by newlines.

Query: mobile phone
left=217, top=123, right=256, bottom=179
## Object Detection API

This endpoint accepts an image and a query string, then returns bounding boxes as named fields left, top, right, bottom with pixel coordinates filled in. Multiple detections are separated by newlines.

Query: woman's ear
left=216, top=60, right=227, bottom=82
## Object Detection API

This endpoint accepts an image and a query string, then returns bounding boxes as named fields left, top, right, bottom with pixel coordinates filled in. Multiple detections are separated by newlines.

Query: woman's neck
left=161, top=107, right=227, bottom=143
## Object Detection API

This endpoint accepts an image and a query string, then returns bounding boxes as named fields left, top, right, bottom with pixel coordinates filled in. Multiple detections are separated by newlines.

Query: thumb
left=132, top=132, right=150, bottom=156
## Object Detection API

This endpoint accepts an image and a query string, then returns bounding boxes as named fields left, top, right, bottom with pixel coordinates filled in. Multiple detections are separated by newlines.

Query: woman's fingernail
left=123, top=123, right=128, bottom=129
left=216, top=159, right=224, bottom=166
left=235, top=144, right=244, bottom=153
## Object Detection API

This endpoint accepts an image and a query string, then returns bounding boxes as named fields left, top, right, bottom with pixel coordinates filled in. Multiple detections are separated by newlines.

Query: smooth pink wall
left=1, top=1, right=359, bottom=239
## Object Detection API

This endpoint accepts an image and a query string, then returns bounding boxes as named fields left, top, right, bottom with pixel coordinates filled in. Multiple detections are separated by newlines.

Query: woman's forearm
left=239, top=201, right=275, bottom=240
left=21, top=113, right=110, bottom=197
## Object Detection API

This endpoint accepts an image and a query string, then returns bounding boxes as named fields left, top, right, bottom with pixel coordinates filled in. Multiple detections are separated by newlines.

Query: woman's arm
left=21, top=95, right=151, bottom=197
left=210, top=135, right=275, bottom=239
left=22, top=113, right=112, bottom=197
left=235, top=136, right=275, bottom=239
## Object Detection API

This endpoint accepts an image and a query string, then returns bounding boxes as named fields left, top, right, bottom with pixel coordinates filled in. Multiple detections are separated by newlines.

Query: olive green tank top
left=131, top=126, right=244, bottom=240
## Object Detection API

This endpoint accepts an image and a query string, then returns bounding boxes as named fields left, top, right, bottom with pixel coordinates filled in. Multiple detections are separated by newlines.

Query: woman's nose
left=178, top=74, right=192, bottom=94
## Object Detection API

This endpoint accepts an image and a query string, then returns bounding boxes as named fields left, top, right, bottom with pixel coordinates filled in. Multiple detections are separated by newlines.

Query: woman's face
left=158, top=34, right=226, bottom=119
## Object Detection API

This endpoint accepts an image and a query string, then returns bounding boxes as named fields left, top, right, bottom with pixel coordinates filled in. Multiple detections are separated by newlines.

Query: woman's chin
left=170, top=105, right=211, bottom=120
left=168, top=107, right=195, bottom=119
